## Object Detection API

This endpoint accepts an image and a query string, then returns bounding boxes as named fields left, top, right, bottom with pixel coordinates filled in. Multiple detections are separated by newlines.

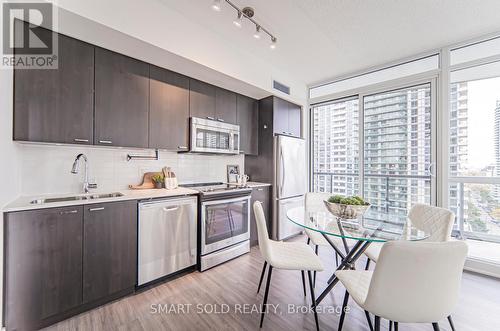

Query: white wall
left=18, top=144, right=244, bottom=196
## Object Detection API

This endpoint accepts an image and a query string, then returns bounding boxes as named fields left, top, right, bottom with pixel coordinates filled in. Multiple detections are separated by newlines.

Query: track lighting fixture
left=210, top=0, right=277, bottom=50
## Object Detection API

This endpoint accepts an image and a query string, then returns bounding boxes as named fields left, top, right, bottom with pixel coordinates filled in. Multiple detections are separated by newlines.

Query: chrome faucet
left=71, top=153, right=97, bottom=193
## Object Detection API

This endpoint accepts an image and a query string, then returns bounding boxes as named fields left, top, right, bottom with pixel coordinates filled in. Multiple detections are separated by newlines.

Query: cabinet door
left=189, top=79, right=216, bottom=120
left=273, top=97, right=290, bottom=135
left=215, top=87, right=237, bottom=124
left=287, top=101, right=302, bottom=137
left=250, top=186, right=271, bottom=246
left=237, top=95, right=258, bottom=155
left=95, top=48, right=149, bottom=148
left=14, top=27, right=94, bottom=145
left=149, top=66, right=190, bottom=150
left=5, top=207, right=83, bottom=331
left=83, top=201, right=137, bottom=303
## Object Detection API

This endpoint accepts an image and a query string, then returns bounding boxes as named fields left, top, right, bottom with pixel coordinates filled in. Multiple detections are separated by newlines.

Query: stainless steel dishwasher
left=138, top=196, right=197, bottom=286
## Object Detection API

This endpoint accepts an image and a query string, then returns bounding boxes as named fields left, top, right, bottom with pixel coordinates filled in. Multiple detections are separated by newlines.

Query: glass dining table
left=286, top=206, right=430, bottom=306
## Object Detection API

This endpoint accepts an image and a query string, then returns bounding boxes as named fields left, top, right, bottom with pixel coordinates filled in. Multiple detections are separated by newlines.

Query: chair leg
left=307, top=270, right=320, bottom=331
left=301, top=270, right=307, bottom=296
left=313, top=245, right=319, bottom=287
left=338, top=290, right=350, bottom=331
left=447, top=316, right=456, bottom=331
left=259, top=266, right=273, bottom=328
left=374, top=316, right=381, bottom=331
left=335, top=252, right=339, bottom=267
left=365, top=258, right=371, bottom=270
left=307, top=237, right=311, bottom=245
left=364, top=311, right=374, bottom=331
left=389, top=320, right=392, bottom=331
left=257, top=261, right=267, bottom=293
left=432, top=322, right=440, bottom=331
left=394, top=322, right=399, bottom=331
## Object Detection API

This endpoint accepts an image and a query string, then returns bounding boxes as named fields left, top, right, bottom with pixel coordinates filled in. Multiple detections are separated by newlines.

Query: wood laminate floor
left=45, top=236, right=500, bottom=331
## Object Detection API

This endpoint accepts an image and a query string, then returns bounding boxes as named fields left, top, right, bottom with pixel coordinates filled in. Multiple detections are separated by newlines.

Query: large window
left=448, top=61, right=500, bottom=243
left=311, top=84, right=433, bottom=221
left=363, top=85, right=432, bottom=219
left=312, top=98, right=359, bottom=195
left=310, top=34, right=500, bottom=274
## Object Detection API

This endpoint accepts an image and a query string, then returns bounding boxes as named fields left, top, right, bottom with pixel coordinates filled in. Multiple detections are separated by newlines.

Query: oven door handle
left=202, top=195, right=251, bottom=206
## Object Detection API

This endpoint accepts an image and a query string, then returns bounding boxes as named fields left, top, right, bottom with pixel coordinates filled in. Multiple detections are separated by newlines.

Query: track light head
left=211, top=0, right=222, bottom=12
left=233, top=11, right=243, bottom=28
left=253, top=25, right=261, bottom=39
left=270, top=37, right=277, bottom=49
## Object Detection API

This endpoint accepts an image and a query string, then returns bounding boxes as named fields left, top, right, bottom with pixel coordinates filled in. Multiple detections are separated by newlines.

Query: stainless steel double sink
left=30, top=192, right=124, bottom=205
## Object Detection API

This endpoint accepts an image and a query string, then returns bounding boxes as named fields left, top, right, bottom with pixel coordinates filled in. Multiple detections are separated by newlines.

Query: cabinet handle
left=178, top=146, right=188, bottom=149
left=163, top=206, right=179, bottom=212
left=74, top=138, right=89, bottom=143
left=217, top=118, right=225, bottom=122
left=89, top=207, right=105, bottom=212
left=99, top=140, right=112, bottom=144
left=206, top=116, right=215, bottom=120
left=60, top=210, right=78, bottom=215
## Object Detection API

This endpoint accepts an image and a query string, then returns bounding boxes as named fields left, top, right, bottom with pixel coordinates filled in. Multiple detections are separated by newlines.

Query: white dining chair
left=363, top=203, right=455, bottom=270
left=304, top=193, right=353, bottom=284
left=254, top=201, right=324, bottom=330
left=336, top=240, right=468, bottom=331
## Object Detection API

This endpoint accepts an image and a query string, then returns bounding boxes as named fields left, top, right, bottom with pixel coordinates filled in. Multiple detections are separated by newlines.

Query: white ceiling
left=163, top=0, right=500, bottom=86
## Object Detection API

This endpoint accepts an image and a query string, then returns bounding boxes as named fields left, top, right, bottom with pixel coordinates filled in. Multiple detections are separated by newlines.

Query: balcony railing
left=313, top=171, right=431, bottom=214
left=449, top=176, right=500, bottom=244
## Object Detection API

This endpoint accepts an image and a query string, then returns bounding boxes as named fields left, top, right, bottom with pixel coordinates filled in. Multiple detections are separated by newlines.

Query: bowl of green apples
left=324, top=195, right=370, bottom=219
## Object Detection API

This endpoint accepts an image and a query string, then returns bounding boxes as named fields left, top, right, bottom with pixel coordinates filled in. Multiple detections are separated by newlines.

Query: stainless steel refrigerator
left=273, top=135, right=307, bottom=240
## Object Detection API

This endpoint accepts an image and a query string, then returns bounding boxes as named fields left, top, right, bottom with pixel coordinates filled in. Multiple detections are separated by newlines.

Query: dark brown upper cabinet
left=94, top=48, right=149, bottom=148
left=215, top=87, right=237, bottom=124
left=288, top=102, right=302, bottom=137
left=14, top=26, right=94, bottom=145
left=4, top=206, right=84, bottom=331
left=237, top=94, right=259, bottom=155
left=189, top=80, right=238, bottom=124
left=83, top=201, right=137, bottom=303
left=189, top=79, right=216, bottom=120
left=149, top=66, right=190, bottom=151
left=273, top=97, right=302, bottom=138
left=273, top=97, right=290, bottom=136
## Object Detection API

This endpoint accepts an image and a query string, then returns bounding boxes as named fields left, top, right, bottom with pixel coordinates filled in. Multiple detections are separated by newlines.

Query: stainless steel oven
left=199, top=192, right=251, bottom=271
left=190, top=117, right=240, bottom=154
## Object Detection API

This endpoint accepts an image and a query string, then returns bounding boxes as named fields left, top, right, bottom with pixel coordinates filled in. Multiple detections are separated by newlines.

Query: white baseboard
left=464, top=257, right=500, bottom=279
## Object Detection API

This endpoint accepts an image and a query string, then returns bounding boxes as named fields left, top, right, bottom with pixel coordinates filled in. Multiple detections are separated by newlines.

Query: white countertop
left=3, top=187, right=199, bottom=213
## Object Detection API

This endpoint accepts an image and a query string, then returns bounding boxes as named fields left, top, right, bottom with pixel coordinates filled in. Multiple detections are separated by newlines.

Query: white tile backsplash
left=19, top=144, right=244, bottom=196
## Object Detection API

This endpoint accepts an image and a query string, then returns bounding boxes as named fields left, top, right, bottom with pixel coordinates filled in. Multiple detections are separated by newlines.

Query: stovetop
left=180, top=182, right=252, bottom=195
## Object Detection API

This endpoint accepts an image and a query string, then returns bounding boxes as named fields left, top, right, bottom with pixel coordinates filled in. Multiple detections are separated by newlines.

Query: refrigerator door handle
left=280, top=148, right=285, bottom=197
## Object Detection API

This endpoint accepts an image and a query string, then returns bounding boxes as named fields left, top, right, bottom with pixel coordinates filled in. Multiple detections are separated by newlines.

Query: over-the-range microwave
left=190, top=117, right=240, bottom=154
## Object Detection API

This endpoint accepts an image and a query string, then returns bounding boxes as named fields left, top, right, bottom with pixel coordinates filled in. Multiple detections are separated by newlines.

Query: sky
left=466, top=76, right=500, bottom=170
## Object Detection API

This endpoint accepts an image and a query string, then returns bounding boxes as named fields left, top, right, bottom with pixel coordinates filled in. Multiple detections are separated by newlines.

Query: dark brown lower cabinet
left=4, top=206, right=84, bottom=331
left=250, top=186, right=271, bottom=246
left=4, top=200, right=138, bottom=330
left=83, top=201, right=137, bottom=303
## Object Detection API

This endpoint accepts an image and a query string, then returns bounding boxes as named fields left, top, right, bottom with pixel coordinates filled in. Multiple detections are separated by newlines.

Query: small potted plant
left=151, top=173, right=165, bottom=189
left=324, top=195, right=370, bottom=219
